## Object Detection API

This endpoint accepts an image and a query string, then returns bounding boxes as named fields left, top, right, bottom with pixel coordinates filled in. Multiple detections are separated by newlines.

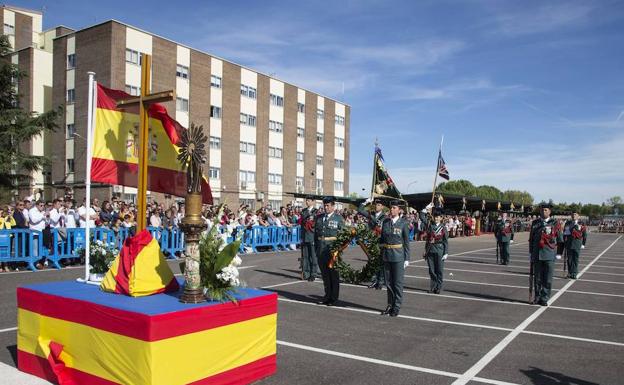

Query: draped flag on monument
left=92, top=84, right=213, bottom=203
left=372, top=145, right=404, bottom=200
left=437, top=149, right=449, bottom=180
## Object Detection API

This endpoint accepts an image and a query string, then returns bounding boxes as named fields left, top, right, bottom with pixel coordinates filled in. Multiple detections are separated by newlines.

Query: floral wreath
left=328, top=225, right=382, bottom=284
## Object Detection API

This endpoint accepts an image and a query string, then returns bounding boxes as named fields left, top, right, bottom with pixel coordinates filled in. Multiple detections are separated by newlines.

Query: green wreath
left=328, top=225, right=382, bottom=284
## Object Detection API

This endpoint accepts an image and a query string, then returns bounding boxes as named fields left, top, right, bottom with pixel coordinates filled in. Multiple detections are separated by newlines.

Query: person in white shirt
left=22, top=199, right=31, bottom=226
left=78, top=199, right=97, bottom=228
left=48, top=199, right=64, bottom=229
left=28, top=201, right=46, bottom=231
left=64, top=199, right=78, bottom=229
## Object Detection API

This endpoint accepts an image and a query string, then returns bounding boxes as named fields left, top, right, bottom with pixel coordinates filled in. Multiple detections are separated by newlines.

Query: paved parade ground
left=0, top=232, right=623, bottom=385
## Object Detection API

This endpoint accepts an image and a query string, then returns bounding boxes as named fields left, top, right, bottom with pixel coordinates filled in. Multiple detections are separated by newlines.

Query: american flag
left=437, top=150, right=449, bottom=180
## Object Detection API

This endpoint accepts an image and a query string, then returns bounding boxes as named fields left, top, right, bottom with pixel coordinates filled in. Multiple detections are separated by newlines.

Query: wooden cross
left=116, top=53, right=175, bottom=231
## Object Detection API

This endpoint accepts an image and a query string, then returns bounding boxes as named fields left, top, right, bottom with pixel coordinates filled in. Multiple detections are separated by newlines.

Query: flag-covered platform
left=16, top=278, right=277, bottom=385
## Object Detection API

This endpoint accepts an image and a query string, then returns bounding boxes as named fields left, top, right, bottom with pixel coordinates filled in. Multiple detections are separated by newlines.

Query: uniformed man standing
left=495, top=213, right=515, bottom=265
left=529, top=203, right=564, bottom=306
left=315, top=197, right=345, bottom=306
left=564, top=211, right=588, bottom=279
left=424, top=208, right=448, bottom=294
left=379, top=200, right=410, bottom=317
left=300, top=195, right=319, bottom=282
left=358, top=198, right=387, bottom=289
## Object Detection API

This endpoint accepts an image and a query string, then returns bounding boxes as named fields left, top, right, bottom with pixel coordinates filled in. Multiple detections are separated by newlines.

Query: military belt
left=320, top=237, right=337, bottom=241
left=382, top=244, right=403, bottom=249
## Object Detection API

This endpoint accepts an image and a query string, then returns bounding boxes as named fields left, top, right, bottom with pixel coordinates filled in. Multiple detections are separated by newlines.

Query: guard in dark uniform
left=563, top=211, right=588, bottom=279
left=300, top=195, right=319, bottom=281
left=358, top=198, right=387, bottom=289
left=424, top=208, right=448, bottom=294
left=495, top=213, right=514, bottom=265
left=379, top=200, right=410, bottom=317
left=315, top=196, right=345, bottom=306
left=529, top=203, right=564, bottom=306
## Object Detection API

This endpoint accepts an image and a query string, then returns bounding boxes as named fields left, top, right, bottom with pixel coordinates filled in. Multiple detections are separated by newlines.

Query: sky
left=15, top=0, right=624, bottom=204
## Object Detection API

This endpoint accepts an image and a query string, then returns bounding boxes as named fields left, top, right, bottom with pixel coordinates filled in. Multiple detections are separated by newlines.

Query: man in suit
left=379, top=200, right=410, bottom=317
left=300, top=195, right=319, bottom=281
left=563, top=211, right=588, bottom=279
left=424, top=208, right=448, bottom=294
left=358, top=198, right=387, bottom=289
left=529, top=203, right=564, bottom=306
left=314, top=196, right=345, bottom=306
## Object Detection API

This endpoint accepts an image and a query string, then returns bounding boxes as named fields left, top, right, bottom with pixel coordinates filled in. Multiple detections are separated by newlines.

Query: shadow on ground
left=520, top=366, right=600, bottom=385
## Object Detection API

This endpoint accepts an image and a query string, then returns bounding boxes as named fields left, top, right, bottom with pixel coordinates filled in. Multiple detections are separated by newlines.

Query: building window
left=125, top=49, right=141, bottom=65
left=296, top=152, right=304, bottom=162
left=334, top=181, right=344, bottom=191
left=211, top=75, right=222, bottom=88
left=67, top=54, right=76, bottom=69
left=269, top=120, right=283, bottom=133
left=239, top=170, right=256, bottom=183
left=334, top=159, right=344, bottom=168
left=176, top=97, right=189, bottom=112
left=316, top=178, right=323, bottom=192
left=296, top=177, right=304, bottom=187
left=3, top=24, right=15, bottom=35
left=209, top=136, right=221, bottom=149
left=268, top=173, right=283, bottom=185
left=316, top=156, right=323, bottom=165
left=297, top=103, right=305, bottom=113
left=210, top=105, right=221, bottom=119
left=317, top=133, right=324, bottom=142
left=176, top=64, right=189, bottom=79
left=297, top=127, right=305, bottom=138
left=317, top=109, right=324, bottom=119
left=270, top=94, right=284, bottom=107
left=66, top=89, right=75, bottom=103
left=335, top=115, right=345, bottom=125
left=240, top=141, right=256, bottom=155
left=125, top=84, right=141, bottom=96
left=240, top=84, right=257, bottom=99
left=209, top=167, right=220, bottom=179
left=66, top=159, right=75, bottom=173
left=269, top=147, right=283, bottom=159
left=240, top=113, right=257, bottom=126
left=66, top=124, right=75, bottom=139
left=335, top=137, right=344, bottom=147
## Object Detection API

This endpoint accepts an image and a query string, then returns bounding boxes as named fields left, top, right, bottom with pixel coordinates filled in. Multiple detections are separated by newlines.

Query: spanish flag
left=101, top=229, right=179, bottom=297
left=92, top=84, right=212, bottom=203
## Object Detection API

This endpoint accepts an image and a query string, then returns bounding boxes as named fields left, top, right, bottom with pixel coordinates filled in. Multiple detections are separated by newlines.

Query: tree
left=438, top=179, right=476, bottom=196
left=475, top=185, right=502, bottom=201
left=0, top=34, right=61, bottom=193
left=502, top=190, right=534, bottom=205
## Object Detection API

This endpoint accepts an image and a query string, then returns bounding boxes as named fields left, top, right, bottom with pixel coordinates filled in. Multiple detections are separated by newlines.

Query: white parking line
left=404, top=275, right=527, bottom=289
left=409, top=265, right=529, bottom=278
left=579, top=270, right=624, bottom=277
left=566, top=290, right=624, bottom=298
left=0, top=327, right=17, bottom=333
left=577, top=278, right=624, bottom=285
left=450, top=235, right=622, bottom=385
left=522, top=331, right=624, bottom=347
left=262, top=280, right=307, bottom=289
left=548, top=306, right=624, bottom=317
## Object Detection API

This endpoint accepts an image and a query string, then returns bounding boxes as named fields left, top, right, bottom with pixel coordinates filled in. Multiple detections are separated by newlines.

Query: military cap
left=322, top=196, right=336, bottom=204
left=389, top=199, right=402, bottom=207
left=304, top=195, right=315, bottom=200
left=373, top=198, right=384, bottom=204
left=539, top=202, right=553, bottom=209
left=432, top=208, right=444, bottom=216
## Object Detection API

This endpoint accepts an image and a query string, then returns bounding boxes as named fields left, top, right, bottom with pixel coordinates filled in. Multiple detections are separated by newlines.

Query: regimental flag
left=437, top=150, right=449, bottom=180
left=372, top=145, right=404, bottom=200
left=92, top=84, right=212, bottom=203
left=101, top=229, right=179, bottom=297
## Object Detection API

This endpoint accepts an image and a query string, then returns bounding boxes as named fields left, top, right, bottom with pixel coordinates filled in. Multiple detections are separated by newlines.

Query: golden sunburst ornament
left=178, top=123, right=207, bottom=193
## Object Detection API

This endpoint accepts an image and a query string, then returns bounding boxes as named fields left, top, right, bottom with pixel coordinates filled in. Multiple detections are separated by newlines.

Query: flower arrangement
left=76, top=240, right=118, bottom=275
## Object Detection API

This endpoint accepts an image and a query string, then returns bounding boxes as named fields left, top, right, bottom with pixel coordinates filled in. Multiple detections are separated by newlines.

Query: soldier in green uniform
left=315, top=196, right=345, bottom=306
left=424, top=208, right=448, bottom=294
left=495, top=213, right=515, bottom=265
left=529, top=203, right=564, bottom=306
left=563, top=211, right=588, bottom=279
left=300, top=195, right=319, bottom=282
left=379, top=200, right=410, bottom=317
left=358, top=198, right=387, bottom=289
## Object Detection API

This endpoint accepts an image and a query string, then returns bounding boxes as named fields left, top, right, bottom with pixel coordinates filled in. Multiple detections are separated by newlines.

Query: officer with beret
left=495, top=213, right=515, bottom=265
left=563, top=211, right=588, bottom=279
left=300, top=195, right=320, bottom=281
left=315, top=196, right=345, bottom=306
left=379, top=200, right=410, bottom=317
left=424, top=208, right=448, bottom=294
left=358, top=197, right=387, bottom=289
left=529, top=203, right=564, bottom=305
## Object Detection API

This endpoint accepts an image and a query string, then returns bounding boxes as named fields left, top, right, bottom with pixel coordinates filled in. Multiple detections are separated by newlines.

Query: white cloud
left=491, top=3, right=595, bottom=36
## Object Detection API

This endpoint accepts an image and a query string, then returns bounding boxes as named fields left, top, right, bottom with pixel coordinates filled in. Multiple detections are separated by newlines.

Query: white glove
left=364, top=197, right=373, bottom=205
left=425, top=203, right=434, bottom=210
left=442, top=254, right=448, bottom=260
left=510, top=240, right=514, bottom=244
left=581, top=245, right=585, bottom=249
left=404, top=261, right=409, bottom=268
left=556, top=254, right=562, bottom=260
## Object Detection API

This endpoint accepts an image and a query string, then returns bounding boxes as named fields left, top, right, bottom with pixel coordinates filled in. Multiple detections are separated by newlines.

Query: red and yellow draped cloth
left=17, top=280, right=277, bottom=385
left=93, top=84, right=212, bottom=203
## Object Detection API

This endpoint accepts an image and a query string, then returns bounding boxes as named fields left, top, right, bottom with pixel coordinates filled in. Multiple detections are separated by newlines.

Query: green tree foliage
left=0, top=34, right=61, bottom=189
left=438, top=179, right=534, bottom=205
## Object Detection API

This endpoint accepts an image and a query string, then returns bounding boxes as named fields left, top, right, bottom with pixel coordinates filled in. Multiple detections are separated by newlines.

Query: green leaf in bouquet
left=214, top=240, right=241, bottom=272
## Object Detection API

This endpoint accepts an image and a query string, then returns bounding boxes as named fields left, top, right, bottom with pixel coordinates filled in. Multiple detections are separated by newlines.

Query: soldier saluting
left=358, top=197, right=387, bottom=289
left=315, top=197, right=345, bottom=306
left=300, top=195, right=320, bottom=282
left=424, top=208, right=448, bottom=294
left=563, top=211, right=588, bottom=279
left=529, top=203, right=564, bottom=306
left=379, top=200, right=410, bottom=317
left=495, top=213, right=515, bottom=265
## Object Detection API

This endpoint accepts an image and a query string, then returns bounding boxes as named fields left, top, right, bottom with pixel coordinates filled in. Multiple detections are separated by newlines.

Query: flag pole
left=370, top=138, right=378, bottom=200
left=84, top=72, right=96, bottom=282
left=430, top=135, right=444, bottom=205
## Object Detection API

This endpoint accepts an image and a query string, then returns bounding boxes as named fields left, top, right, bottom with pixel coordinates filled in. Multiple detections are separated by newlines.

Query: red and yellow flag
left=101, top=229, right=179, bottom=297
left=92, top=84, right=212, bottom=203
